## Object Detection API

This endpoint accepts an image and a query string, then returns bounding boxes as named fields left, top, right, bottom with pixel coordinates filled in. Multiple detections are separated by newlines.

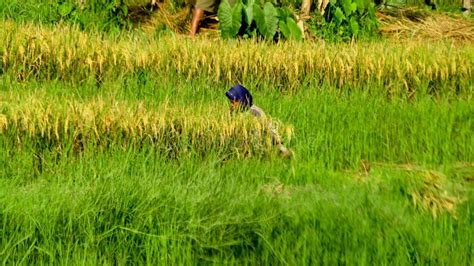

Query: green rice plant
left=1, top=139, right=472, bottom=264
left=0, top=73, right=472, bottom=264
left=1, top=73, right=471, bottom=169
left=0, top=12, right=472, bottom=265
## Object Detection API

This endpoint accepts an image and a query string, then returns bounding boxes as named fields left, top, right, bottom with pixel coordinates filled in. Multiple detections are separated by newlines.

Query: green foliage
left=55, top=0, right=132, bottom=29
left=0, top=0, right=132, bottom=31
left=1, top=73, right=473, bottom=264
left=1, top=19, right=473, bottom=262
left=310, top=0, right=379, bottom=41
left=218, top=0, right=302, bottom=40
left=254, top=2, right=279, bottom=39
left=77, top=0, right=131, bottom=29
left=279, top=17, right=303, bottom=41
left=243, top=0, right=255, bottom=25
left=218, top=0, right=243, bottom=38
left=58, top=2, right=75, bottom=17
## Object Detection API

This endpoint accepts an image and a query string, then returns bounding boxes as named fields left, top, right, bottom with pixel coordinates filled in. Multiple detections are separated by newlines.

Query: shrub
left=309, top=0, right=379, bottom=41
left=56, top=0, right=131, bottom=30
left=218, top=0, right=303, bottom=41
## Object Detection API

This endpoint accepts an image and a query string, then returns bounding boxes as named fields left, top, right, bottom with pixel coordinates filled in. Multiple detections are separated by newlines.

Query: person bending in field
left=189, top=0, right=235, bottom=36
left=225, top=84, right=292, bottom=157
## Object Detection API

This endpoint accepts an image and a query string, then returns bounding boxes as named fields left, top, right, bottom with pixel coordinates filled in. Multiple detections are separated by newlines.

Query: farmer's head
left=225, top=84, right=253, bottom=111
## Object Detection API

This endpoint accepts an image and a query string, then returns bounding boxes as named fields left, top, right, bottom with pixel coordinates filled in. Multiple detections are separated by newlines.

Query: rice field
left=1, top=20, right=473, bottom=92
left=1, top=9, right=474, bottom=265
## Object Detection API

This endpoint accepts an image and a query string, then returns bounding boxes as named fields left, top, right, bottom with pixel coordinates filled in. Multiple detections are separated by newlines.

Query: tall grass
left=2, top=71, right=473, bottom=163
left=1, top=131, right=472, bottom=264
left=1, top=20, right=472, bottom=93
left=0, top=1, right=59, bottom=24
left=1, top=75, right=471, bottom=168
left=0, top=13, right=473, bottom=265
left=0, top=92, right=290, bottom=159
left=0, top=0, right=157, bottom=31
left=1, top=70, right=472, bottom=265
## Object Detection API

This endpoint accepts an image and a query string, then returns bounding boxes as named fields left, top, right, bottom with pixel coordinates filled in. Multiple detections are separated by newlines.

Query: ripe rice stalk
left=410, top=171, right=463, bottom=219
left=0, top=94, right=290, bottom=157
left=372, top=162, right=466, bottom=218
left=0, top=114, right=7, bottom=133
left=0, top=20, right=472, bottom=92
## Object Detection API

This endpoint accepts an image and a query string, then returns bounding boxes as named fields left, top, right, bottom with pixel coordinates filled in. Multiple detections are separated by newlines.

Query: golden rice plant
left=0, top=20, right=472, bottom=92
left=369, top=162, right=467, bottom=218
left=0, top=93, right=292, bottom=157
left=410, top=170, right=464, bottom=219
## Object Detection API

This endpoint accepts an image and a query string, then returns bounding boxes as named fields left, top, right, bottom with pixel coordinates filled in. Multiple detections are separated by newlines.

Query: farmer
left=225, top=84, right=292, bottom=157
left=189, top=0, right=235, bottom=36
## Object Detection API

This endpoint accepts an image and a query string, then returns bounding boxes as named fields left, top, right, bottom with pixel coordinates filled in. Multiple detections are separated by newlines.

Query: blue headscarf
left=225, top=84, right=253, bottom=109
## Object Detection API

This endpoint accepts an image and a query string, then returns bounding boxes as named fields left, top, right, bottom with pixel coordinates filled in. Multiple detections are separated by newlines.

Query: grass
left=0, top=14, right=473, bottom=264
left=0, top=0, right=145, bottom=32
left=1, top=74, right=471, bottom=167
left=1, top=72, right=473, bottom=263
left=1, top=138, right=472, bottom=264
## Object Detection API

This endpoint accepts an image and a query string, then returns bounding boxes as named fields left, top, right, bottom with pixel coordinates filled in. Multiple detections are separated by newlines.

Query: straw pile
left=377, top=8, right=474, bottom=42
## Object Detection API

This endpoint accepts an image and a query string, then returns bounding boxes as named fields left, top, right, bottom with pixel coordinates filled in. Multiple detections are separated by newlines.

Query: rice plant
left=1, top=20, right=472, bottom=92
left=0, top=13, right=473, bottom=265
left=0, top=93, right=295, bottom=158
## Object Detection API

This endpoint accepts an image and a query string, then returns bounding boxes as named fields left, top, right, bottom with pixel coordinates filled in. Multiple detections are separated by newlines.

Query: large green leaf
left=279, top=20, right=290, bottom=38
left=279, top=17, right=303, bottom=41
left=356, top=0, right=366, bottom=14
left=342, top=0, right=353, bottom=16
left=287, top=17, right=303, bottom=41
left=349, top=17, right=359, bottom=36
left=58, top=2, right=74, bottom=17
left=351, top=3, right=358, bottom=13
left=254, top=2, right=278, bottom=39
left=334, top=7, right=346, bottom=24
left=243, top=0, right=255, bottom=25
left=277, top=7, right=292, bottom=21
left=218, top=0, right=243, bottom=38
